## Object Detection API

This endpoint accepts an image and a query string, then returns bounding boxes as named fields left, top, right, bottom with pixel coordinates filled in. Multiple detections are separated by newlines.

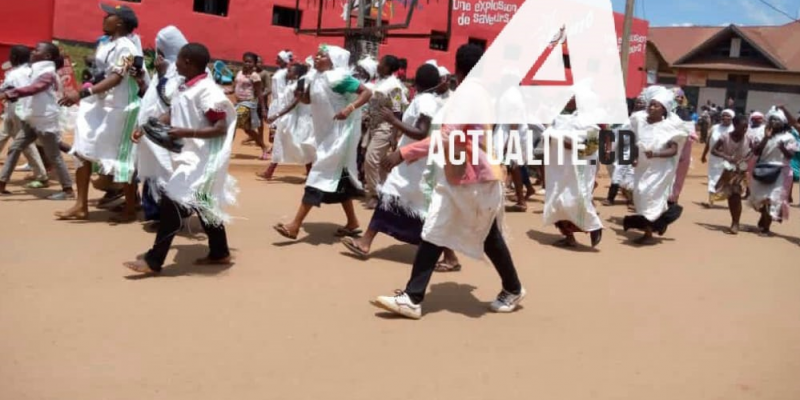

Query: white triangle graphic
left=532, top=42, right=565, bottom=82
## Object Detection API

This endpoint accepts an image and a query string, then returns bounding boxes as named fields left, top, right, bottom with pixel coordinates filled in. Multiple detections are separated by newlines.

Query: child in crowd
left=710, top=114, right=753, bottom=235
left=125, top=43, right=237, bottom=274
left=229, top=52, right=269, bottom=159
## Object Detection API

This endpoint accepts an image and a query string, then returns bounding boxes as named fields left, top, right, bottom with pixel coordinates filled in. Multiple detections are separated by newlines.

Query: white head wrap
left=319, top=44, right=350, bottom=71
left=357, top=56, right=378, bottom=80
left=437, top=66, right=450, bottom=77
left=766, top=107, right=787, bottom=123
left=425, top=59, right=438, bottom=67
left=750, top=111, right=764, bottom=121
left=155, top=26, right=188, bottom=64
left=278, top=50, right=293, bottom=64
left=642, top=85, right=674, bottom=112
left=722, top=109, right=735, bottom=118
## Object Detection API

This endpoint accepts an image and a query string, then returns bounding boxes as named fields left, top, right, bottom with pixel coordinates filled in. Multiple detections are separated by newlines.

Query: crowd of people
left=1, top=4, right=799, bottom=320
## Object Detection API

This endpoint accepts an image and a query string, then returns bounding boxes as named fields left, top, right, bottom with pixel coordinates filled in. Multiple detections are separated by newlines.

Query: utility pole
left=619, top=0, right=635, bottom=91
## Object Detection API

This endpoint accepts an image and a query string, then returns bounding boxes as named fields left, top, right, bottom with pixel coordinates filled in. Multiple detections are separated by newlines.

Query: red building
left=4, top=0, right=648, bottom=97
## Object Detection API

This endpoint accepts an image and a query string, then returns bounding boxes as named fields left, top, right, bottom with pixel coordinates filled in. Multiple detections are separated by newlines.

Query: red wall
left=48, top=0, right=647, bottom=97
left=0, top=0, right=55, bottom=81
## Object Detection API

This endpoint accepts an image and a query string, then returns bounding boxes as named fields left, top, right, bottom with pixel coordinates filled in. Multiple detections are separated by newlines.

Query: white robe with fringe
left=163, top=77, right=239, bottom=226
left=378, top=92, right=440, bottom=218
left=71, top=36, right=143, bottom=183
left=137, top=64, right=181, bottom=190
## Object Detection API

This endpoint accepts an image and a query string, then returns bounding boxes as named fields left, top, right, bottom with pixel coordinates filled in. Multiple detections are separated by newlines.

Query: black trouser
left=144, top=195, right=229, bottom=271
left=405, top=220, right=521, bottom=304
left=607, top=184, right=620, bottom=202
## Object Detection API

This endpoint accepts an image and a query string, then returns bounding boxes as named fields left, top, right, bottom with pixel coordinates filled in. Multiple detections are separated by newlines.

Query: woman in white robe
left=339, top=63, right=461, bottom=270
left=622, top=87, right=690, bottom=244
left=701, top=109, right=735, bottom=206
left=273, top=45, right=372, bottom=240
left=136, top=26, right=187, bottom=221
left=542, top=99, right=604, bottom=248
left=749, top=108, right=798, bottom=236
left=257, top=64, right=316, bottom=180
left=57, top=5, right=146, bottom=221
left=267, top=50, right=292, bottom=130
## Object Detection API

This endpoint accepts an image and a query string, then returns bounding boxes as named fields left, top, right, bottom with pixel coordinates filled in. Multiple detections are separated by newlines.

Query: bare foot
left=725, top=224, right=739, bottom=235
left=123, top=259, right=158, bottom=274
left=55, top=206, right=88, bottom=220
left=255, top=171, right=274, bottom=181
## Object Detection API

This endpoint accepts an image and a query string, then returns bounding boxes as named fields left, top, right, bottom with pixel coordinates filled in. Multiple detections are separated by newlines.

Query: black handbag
left=142, top=117, right=184, bottom=153
left=752, top=162, right=782, bottom=184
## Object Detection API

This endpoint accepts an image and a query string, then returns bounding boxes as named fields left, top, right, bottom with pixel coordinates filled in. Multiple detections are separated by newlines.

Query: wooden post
left=619, top=0, right=635, bottom=92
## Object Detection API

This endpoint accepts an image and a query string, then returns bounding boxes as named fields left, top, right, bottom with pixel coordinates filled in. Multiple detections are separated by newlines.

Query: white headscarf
left=766, top=107, right=787, bottom=123
left=278, top=50, right=293, bottom=64
left=642, top=85, right=674, bottom=112
left=357, top=56, right=378, bottom=80
left=320, top=44, right=350, bottom=71
left=722, top=109, right=735, bottom=118
left=438, top=66, right=450, bottom=77
left=425, top=59, right=438, bottom=67
left=750, top=111, right=764, bottom=122
left=156, top=26, right=188, bottom=64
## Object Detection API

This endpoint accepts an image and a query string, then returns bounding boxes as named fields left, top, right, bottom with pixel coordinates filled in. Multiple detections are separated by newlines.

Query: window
left=729, top=38, right=741, bottom=58
left=429, top=31, right=449, bottom=52
left=194, top=0, right=228, bottom=17
left=468, top=37, right=487, bottom=51
left=272, top=6, right=302, bottom=28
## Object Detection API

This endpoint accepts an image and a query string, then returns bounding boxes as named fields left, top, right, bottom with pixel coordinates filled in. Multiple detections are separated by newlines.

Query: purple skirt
left=368, top=199, right=424, bottom=245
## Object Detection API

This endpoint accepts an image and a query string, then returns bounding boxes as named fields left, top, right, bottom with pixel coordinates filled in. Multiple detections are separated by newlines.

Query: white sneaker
left=373, top=291, right=422, bottom=320
left=15, top=163, right=31, bottom=172
left=490, top=287, right=527, bottom=313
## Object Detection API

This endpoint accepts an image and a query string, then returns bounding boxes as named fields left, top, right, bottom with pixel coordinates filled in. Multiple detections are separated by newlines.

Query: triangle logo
left=522, top=37, right=573, bottom=87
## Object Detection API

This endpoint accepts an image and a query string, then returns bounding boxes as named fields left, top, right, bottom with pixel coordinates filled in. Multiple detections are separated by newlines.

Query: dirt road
left=1, top=143, right=799, bottom=400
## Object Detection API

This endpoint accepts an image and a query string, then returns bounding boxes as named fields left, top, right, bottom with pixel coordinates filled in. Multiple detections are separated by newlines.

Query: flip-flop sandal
left=341, top=237, right=369, bottom=259
left=434, top=262, right=462, bottom=273
left=335, top=227, right=362, bottom=237
left=273, top=223, right=298, bottom=240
